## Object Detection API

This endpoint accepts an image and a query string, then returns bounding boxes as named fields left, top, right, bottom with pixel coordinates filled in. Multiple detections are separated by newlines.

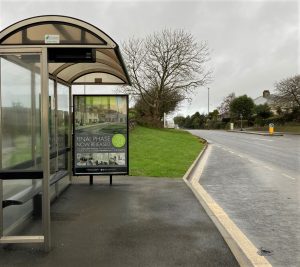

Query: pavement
left=227, top=130, right=284, bottom=136
left=188, top=130, right=300, bottom=267
left=0, top=176, right=239, bottom=267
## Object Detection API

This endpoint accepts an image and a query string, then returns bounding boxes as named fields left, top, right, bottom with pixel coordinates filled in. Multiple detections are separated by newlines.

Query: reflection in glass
left=57, top=83, right=69, bottom=171
left=0, top=55, right=41, bottom=198
left=1, top=55, right=41, bottom=169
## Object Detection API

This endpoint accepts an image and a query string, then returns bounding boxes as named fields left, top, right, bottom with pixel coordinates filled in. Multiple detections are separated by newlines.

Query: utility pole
left=240, top=113, right=243, bottom=131
left=207, top=87, right=210, bottom=130
left=208, top=87, right=210, bottom=115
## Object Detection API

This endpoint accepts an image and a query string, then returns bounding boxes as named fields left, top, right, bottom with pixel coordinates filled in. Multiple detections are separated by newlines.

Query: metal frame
left=68, top=86, right=72, bottom=183
left=72, top=94, right=129, bottom=176
left=41, top=48, right=51, bottom=251
left=0, top=47, right=73, bottom=252
left=0, top=48, right=49, bottom=248
left=0, top=15, right=116, bottom=47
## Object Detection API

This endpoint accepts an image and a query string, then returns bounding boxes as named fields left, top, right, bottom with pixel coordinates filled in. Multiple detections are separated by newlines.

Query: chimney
left=263, top=90, right=270, bottom=98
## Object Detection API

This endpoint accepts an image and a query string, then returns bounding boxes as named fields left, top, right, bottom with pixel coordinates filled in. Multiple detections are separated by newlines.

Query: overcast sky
left=0, top=0, right=299, bottom=117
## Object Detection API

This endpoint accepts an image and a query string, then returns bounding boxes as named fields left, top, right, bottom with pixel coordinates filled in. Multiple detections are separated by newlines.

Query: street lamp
left=207, top=87, right=210, bottom=115
left=240, top=113, right=243, bottom=131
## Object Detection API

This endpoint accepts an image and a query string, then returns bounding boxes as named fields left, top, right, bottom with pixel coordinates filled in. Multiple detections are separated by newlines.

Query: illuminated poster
left=73, top=95, right=128, bottom=175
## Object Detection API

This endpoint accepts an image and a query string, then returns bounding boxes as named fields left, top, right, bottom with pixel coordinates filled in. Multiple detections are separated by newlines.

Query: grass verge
left=129, top=126, right=204, bottom=177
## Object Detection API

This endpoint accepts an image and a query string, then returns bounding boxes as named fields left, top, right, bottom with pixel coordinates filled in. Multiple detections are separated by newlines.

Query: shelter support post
left=0, top=58, right=2, bottom=239
left=89, top=175, right=93, bottom=185
left=68, top=86, right=72, bottom=183
left=0, top=179, right=3, bottom=239
left=41, top=48, right=51, bottom=252
left=110, top=175, right=112, bottom=186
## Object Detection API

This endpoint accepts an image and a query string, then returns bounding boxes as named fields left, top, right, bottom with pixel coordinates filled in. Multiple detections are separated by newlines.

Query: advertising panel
left=73, top=95, right=128, bottom=175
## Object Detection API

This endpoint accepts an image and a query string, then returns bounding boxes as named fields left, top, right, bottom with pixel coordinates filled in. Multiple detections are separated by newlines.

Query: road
left=188, top=130, right=300, bottom=267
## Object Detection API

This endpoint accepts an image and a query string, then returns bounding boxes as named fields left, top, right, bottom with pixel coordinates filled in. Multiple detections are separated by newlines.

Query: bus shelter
left=0, top=15, right=130, bottom=251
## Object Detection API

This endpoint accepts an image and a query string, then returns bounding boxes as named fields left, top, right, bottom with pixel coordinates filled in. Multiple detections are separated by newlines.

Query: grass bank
left=129, top=126, right=204, bottom=177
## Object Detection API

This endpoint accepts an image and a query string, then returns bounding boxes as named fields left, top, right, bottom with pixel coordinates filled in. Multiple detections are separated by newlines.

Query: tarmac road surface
left=189, top=130, right=300, bottom=267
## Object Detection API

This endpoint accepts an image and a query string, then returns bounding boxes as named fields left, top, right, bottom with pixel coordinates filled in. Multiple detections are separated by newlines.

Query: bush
left=254, top=117, right=264, bottom=127
left=233, top=119, right=250, bottom=128
left=221, top=117, right=231, bottom=123
left=283, top=107, right=300, bottom=122
left=207, top=121, right=227, bottom=129
left=262, top=116, right=285, bottom=126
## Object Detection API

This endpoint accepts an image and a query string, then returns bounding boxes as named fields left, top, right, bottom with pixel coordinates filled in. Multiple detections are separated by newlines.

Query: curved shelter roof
left=0, top=15, right=131, bottom=85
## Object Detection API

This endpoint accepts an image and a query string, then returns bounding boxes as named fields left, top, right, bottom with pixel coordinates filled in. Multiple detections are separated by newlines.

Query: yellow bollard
left=269, top=123, right=274, bottom=135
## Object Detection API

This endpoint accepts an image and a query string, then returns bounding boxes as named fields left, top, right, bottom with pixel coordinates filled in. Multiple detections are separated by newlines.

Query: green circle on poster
left=112, top=134, right=126, bottom=148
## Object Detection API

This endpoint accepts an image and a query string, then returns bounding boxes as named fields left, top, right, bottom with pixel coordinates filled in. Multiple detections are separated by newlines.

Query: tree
left=217, top=93, right=235, bottom=116
left=184, top=115, right=192, bottom=128
left=191, top=112, right=201, bottom=129
left=208, top=109, right=219, bottom=121
left=274, top=75, right=300, bottom=108
left=173, top=116, right=186, bottom=128
left=253, top=104, right=272, bottom=118
left=229, top=95, right=254, bottom=119
left=191, top=112, right=206, bottom=129
left=134, top=87, right=185, bottom=126
left=122, top=29, right=212, bottom=126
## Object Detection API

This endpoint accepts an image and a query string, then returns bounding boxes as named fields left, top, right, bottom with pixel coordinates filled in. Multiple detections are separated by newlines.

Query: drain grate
left=258, top=247, right=273, bottom=256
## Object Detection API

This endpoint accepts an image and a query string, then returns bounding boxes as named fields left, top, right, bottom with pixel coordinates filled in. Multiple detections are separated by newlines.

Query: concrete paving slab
left=0, top=176, right=238, bottom=267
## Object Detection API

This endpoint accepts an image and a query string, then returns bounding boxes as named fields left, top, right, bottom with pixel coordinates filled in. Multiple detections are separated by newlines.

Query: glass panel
left=0, top=54, right=41, bottom=198
left=57, top=83, right=69, bottom=171
left=1, top=23, right=105, bottom=45
left=49, top=79, right=56, bottom=154
left=58, top=154, right=68, bottom=171
left=49, top=79, right=56, bottom=174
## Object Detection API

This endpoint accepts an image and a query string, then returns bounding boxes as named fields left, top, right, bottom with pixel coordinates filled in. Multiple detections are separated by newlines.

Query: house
left=253, top=90, right=278, bottom=114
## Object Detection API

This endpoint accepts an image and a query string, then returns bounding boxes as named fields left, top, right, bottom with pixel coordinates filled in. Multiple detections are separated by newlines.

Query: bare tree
left=122, top=29, right=212, bottom=125
left=274, top=75, right=300, bottom=108
left=217, top=92, right=235, bottom=116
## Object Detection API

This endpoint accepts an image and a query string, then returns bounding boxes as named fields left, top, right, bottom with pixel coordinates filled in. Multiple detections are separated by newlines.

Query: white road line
left=249, top=159, right=259, bottom=164
left=251, top=138, right=273, bottom=142
left=237, top=154, right=245, bottom=158
left=282, top=173, right=296, bottom=180
left=264, top=165, right=273, bottom=171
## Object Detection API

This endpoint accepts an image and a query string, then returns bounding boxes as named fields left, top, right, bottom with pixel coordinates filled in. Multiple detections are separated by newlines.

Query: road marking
left=264, top=166, right=273, bottom=171
left=282, top=173, right=295, bottom=180
left=185, top=179, right=272, bottom=267
left=183, top=143, right=272, bottom=266
left=249, top=159, right=259, bottom=164
left=189, top=145, right=212, bottom=183
left=251, top=138, right=273, bottom=142
left=237, top=154, right=245, bottom=158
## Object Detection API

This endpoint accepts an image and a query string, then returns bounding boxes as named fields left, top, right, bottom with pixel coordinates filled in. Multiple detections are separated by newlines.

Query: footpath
left=0, top=176, right=238, bottom=267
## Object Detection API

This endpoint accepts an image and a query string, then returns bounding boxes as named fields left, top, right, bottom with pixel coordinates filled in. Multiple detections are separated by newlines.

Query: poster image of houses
left=108, top=153, right=126, bottom=166
left=74, top=95, right=127, bottom=134
left=76, top=152, right=110, bottom=167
